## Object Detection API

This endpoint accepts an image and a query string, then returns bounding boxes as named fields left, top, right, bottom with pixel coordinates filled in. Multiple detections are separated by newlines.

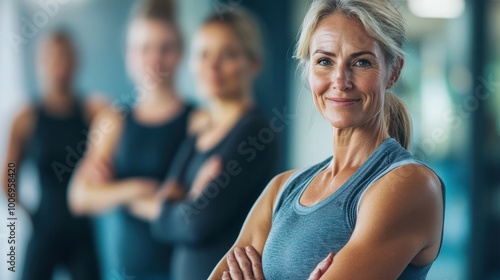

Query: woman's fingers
left=127, top=195, right=162, bottom=221
left=222, top=271, right=232, bottom=280
left=307, top=253, right=335, bottom=280
left=234, top=247, right=255, bottom=280
left=190, top=156, right=222, bottom=198
left=159, top=181, right=186, bottom=201
left=244, top=246, right=265, bottom=280
left=227, top=251, right=244, bottom=280
left=226, top=246, right=264, bottom=280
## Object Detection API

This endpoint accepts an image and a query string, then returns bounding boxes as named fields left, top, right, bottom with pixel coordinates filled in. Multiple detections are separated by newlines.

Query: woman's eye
left=317, top=58, right=332, bottom=66
left=197, top=50, right=208, bottom=60
left=222, top=51, right=237, bottom=59
left=354, top=60, right=371, bottom=67
left=161, top=44, right=176, bottom=54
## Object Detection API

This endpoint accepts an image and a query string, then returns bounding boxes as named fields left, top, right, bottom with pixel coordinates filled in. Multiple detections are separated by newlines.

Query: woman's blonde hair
left=296, top=0, right=411, bottom=150
left=128, top=0, right=183, bottom=50
left=203, top=8, right=263, bottom=62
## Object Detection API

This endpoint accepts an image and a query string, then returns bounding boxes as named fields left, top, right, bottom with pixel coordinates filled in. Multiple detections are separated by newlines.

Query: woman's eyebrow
left=350, top=51, right=377, bottom=58
left=312, top=50, right=377, bottom=58
left=312, top=49, right=335, bottom=56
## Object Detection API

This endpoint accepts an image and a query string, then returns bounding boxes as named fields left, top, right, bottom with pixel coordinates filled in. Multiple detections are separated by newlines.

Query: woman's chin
left=326, top=118, right=360, bottom=130
left=322, top=113, right=360, bottom=130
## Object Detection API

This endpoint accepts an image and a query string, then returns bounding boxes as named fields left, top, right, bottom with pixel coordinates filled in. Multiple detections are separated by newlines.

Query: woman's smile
left=326, top=97, right=362, bottom=107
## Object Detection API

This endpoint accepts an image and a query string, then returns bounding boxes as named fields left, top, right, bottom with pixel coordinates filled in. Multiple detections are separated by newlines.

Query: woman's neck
left=137, top=85, right=182, bottom=108
left=43, top=85, right=75, bottom=114
left=207, top=97, right=254, bottom=130
left=330, top=115, right=389, bottom=176
left=141, top=85, right=179, bottom=103
left=133, top=86, right=184, bottom=123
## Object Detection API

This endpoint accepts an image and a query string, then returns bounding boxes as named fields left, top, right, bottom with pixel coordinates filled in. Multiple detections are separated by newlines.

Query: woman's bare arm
left=209, top=170, right=295, bottom=279
left=2, top=106, right=35, bottom=203
left=68, top=108, right=156, bottom=215
left=83, top=95, right=108, bottom=123
left=318, top=165, right=444, bottom=279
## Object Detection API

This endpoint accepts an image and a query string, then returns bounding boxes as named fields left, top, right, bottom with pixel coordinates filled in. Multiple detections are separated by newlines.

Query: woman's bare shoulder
left=12, top=104, right=37, bottom=136
left=387, top=163, right=441, bottom=192
left=361, top=163, right=443, bottom=220
left=83, top=94, right=109, bottom=122
left=266, top=169, right=298, bottom=205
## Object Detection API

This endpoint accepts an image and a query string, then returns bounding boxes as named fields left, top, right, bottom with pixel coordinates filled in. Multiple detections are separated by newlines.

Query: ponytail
left=384, top=92, right=411, bottom=150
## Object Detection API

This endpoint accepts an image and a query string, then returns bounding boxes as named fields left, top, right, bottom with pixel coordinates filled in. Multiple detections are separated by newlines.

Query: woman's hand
left=189, top=156, right=222, bottom=198
left=222, top=246, right=334, bottom=280
left=128, top=193, right=163, bottom=221
left=223, top=246, right=264, bottom=280
left=307, top=253, right=335, bottom=280
left=158, top=180, right=186, bottom=202
left=129, top=180, right=187, bottom=220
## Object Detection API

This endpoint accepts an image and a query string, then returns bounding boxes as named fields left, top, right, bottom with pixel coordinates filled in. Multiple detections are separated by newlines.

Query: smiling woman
left=209, top=0, right=445, bottom=279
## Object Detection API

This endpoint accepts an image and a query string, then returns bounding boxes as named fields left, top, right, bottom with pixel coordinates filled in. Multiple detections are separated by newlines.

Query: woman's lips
left=327, top=98, right=361, bottom=107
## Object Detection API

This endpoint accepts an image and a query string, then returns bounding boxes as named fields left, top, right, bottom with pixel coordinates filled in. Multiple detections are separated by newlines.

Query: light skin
left=128, top=22, right=260, bottom=221
left=2, top=36, right=106, bottom=213
left=68, top=19, right=186, bottom=215
left=210, top=13, right=444, bottom=280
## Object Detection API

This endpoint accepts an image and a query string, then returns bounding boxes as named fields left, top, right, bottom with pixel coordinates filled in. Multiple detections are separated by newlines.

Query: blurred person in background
left=210, top=0, right=446, bottom=279
left=68, top=0, right=192, bottom=279
left=129, top=8, right=280, bottom=280
left=2, top=30, right=103, bottom=280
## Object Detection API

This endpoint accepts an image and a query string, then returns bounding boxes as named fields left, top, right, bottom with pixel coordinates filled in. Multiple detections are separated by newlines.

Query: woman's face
left=38, top=38, right=76, bottom=88
left=308, top=13, right=393, bottom=129
left=191, top=22, right=256, bottom=100
left=127, top=19, right=181, bottom=89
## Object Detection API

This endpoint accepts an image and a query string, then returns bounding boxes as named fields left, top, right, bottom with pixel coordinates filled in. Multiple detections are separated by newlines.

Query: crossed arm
left=210, top=164, right=444, bottom=280
left=68, top=109, right=158, bottom=215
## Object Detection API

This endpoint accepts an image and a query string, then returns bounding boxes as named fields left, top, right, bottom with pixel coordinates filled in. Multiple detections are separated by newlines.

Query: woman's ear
left=387, top=58, right=404, bottom=89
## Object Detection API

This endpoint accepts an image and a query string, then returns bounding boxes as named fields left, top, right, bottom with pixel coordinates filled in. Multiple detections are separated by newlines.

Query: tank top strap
left=354, top=158, right=426, bottom=215
left=272, top=156, right=333, bottom=219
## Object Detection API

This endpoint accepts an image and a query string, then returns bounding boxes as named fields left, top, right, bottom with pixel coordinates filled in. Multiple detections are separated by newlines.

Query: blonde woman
left=210, top=0, right=445, bottom=279
left=69, top=1, right=191, bottom=278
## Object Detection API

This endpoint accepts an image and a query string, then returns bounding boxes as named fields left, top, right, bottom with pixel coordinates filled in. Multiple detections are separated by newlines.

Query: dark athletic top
left=262, top=138, right=446, bottom=280
left=152, top=106, right=281, bottom=280
left=27, top=102, right=94, bottom=238
left=112, top=105, right=193, bottom=278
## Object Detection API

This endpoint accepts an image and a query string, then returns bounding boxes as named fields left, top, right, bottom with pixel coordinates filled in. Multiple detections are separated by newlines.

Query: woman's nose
left=144, top=50, right=163, bottom=67
left=331, top=65, right=352, bottom=91
left=206, top=56, right=221, bottom=72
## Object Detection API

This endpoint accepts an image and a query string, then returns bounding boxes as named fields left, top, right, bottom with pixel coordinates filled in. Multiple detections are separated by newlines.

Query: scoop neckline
left=40, top=99, right=80, bottom=120
left=294, top=137, right=394, bottom=215
left=130, top=103, right=190, bottom=128
left=193, top=106, right=258, bottom=155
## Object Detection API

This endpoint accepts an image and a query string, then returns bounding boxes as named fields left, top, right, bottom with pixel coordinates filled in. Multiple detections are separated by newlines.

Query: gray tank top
left=262, top=138, right=445, bottom=279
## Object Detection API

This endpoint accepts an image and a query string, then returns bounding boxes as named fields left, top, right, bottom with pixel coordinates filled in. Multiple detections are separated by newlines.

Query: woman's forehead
left=310, top=14, right=382, bottom=56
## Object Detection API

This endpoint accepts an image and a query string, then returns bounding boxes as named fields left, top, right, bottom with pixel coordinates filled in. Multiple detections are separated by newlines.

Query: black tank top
left=28, top=101, right=93, bottom=237
left=112, top=104, right=193, bottom=277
